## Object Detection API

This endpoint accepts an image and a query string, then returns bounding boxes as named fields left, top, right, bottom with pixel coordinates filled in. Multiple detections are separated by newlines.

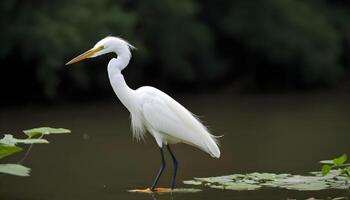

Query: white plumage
left=66, top=36, right=221, bottom=190
left=135, top=86, right=220, bottom=158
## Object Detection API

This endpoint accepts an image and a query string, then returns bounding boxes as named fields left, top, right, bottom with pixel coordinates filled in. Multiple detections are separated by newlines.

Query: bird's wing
left=138, top=86, right=220, bottom=158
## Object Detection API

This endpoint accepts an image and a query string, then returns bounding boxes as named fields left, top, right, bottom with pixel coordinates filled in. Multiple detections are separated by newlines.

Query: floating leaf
left=311, top=170, right=342, bottom=178
left=0, top=134, right=48, bottom=146
left=0, top=135, right=19, bottom=146
left=128, top=188, right=201, bottom=193
left=223, top=182, right=261, bottom=191
left=0, top=164, right=31, bottom=176
left=279, top=181, right=329, bottom=191
left=320, top=160, right=334, bottom=164
left=242, top=179, right=259, bottom=184
left=23, top=127, right=71, bottom=138
left=183, top=180, right=202, bottom=185
left=247, top=172, right=277, bottom=181
left=184, top=171, right=350, bottom=191
left=0, top=144, right=22, bottom=159
left=194, top=175, right=240, bottom=184
left=209, top=185, right=225, bottom=189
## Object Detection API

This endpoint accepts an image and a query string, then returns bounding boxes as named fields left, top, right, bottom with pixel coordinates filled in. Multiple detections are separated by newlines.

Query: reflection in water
left=149, top=191, right=182, bottom=200
left=150, top=193, right=158, bottom=200
left=0, top=92, right=350, bottom=200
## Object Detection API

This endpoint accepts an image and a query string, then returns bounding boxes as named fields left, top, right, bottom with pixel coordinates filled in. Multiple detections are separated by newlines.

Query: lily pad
left=209, top=185, right=225, bottom=189
left=320, top=160, right=335, bottom=165
left=310, top=170, right=342, bottom=178
left=0, top=164, right=31, bottom=176
left=128, top=188, right=202, bottom=193
left=194, top=175, right=239, bottom=184
left=23, top=127, right=71, bottom=138
left=183, top=180, right=202, bottom=185
left=0, top=134, right=48, bottom=146
left=279, top=181, right=329, bottom=191
left=247, top=172, right=277, bottom=181
left=183, top=171, right=350, bottom=191
left=223, top=182, right=261, bottom=191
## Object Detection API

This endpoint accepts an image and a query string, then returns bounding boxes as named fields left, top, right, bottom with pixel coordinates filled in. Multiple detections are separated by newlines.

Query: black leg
left=150, top=147, right=166, bottom=191
left=166, top=145, right=178, bottom=190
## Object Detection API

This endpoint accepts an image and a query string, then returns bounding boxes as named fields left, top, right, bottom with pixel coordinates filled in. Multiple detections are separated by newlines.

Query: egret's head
left=66, top=36, right=135, bottom=65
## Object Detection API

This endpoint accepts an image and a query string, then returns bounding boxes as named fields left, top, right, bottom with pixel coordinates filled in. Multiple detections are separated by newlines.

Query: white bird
left=66, top=36, right=220, bottom=191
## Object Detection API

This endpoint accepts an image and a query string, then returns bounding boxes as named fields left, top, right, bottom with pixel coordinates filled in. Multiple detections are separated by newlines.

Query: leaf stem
left=17, top=134, right=44, bottom=165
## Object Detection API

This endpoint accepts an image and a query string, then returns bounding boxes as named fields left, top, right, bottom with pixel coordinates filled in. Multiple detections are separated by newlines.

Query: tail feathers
left=187, top=110, right=221, bottom=158
left=205, top=134, right=221, bottom=158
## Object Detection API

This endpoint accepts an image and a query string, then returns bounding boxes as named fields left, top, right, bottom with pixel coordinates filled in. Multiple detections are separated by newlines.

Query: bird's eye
left=99, top=45, right=105, bottom=50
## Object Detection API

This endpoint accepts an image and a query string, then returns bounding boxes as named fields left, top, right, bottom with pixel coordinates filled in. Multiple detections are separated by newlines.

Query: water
left=0, top=91, right=349, bottom=200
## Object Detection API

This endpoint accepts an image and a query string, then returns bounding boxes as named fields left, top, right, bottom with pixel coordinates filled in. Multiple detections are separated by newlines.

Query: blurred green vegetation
left=0, top=0, right=349, bottom=101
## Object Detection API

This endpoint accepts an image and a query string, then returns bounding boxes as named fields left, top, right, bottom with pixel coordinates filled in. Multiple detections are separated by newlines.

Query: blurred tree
left=132, top=0, right=227, bottom=85
left=0, top=0, right=349, bottom=102
left=212, top=0, right=342, bottom=89
left=0, top=0, right=136, bottom=98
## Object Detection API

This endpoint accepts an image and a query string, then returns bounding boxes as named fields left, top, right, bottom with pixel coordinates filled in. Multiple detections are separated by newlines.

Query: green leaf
left=0, top=164, right=31, bottom=176
left=0, top=134, right=48, bottom=146
left=322, top=165, right=331, bottom=176
left=279, top=181, right=329, bottom=191
left=128, top=188, right=202, bottom=193
left=333, top=154, right=347, bottom=166
left=23, top=127, right=71, bottom=138
left=183, top=180, right=202, bottom=185
left=340, top=167, right=350, bottom=178
left=0, top=135, right=17, bottom=146
left=247, top=172, right=277, bottom=181
left=184, top=171, right=349, bottom=191
left=223, top=182, right=261, bottom=191
left=320, top=160, right=334, bottom=164
left=0, top=144, right=22, bottom=159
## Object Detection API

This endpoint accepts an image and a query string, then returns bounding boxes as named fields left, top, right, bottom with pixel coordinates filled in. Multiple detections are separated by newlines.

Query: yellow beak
left=65, top=47, right=103, bottom=65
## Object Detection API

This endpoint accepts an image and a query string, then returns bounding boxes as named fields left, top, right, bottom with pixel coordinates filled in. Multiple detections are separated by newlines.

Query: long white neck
left=107, top=53, right=138, bottom=113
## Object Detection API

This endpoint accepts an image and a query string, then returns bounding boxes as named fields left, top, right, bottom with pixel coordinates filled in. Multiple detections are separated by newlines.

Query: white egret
left=66, top=36, right=220, bottom=191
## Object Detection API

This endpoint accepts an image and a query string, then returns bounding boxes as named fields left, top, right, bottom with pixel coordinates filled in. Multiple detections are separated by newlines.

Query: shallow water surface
left=0, top=92, right=349, bottom=200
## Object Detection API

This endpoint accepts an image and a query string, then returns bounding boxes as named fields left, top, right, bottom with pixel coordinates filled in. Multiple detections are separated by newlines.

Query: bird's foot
left=128, top=187, right=173, bottom=193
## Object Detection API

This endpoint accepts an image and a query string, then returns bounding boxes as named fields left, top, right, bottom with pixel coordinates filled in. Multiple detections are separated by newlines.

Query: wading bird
left=66, top=36, right=220, bottom=192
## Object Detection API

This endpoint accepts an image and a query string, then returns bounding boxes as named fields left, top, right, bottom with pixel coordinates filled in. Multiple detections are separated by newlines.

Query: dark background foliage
left=1, top=0, right=350, bottom=104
